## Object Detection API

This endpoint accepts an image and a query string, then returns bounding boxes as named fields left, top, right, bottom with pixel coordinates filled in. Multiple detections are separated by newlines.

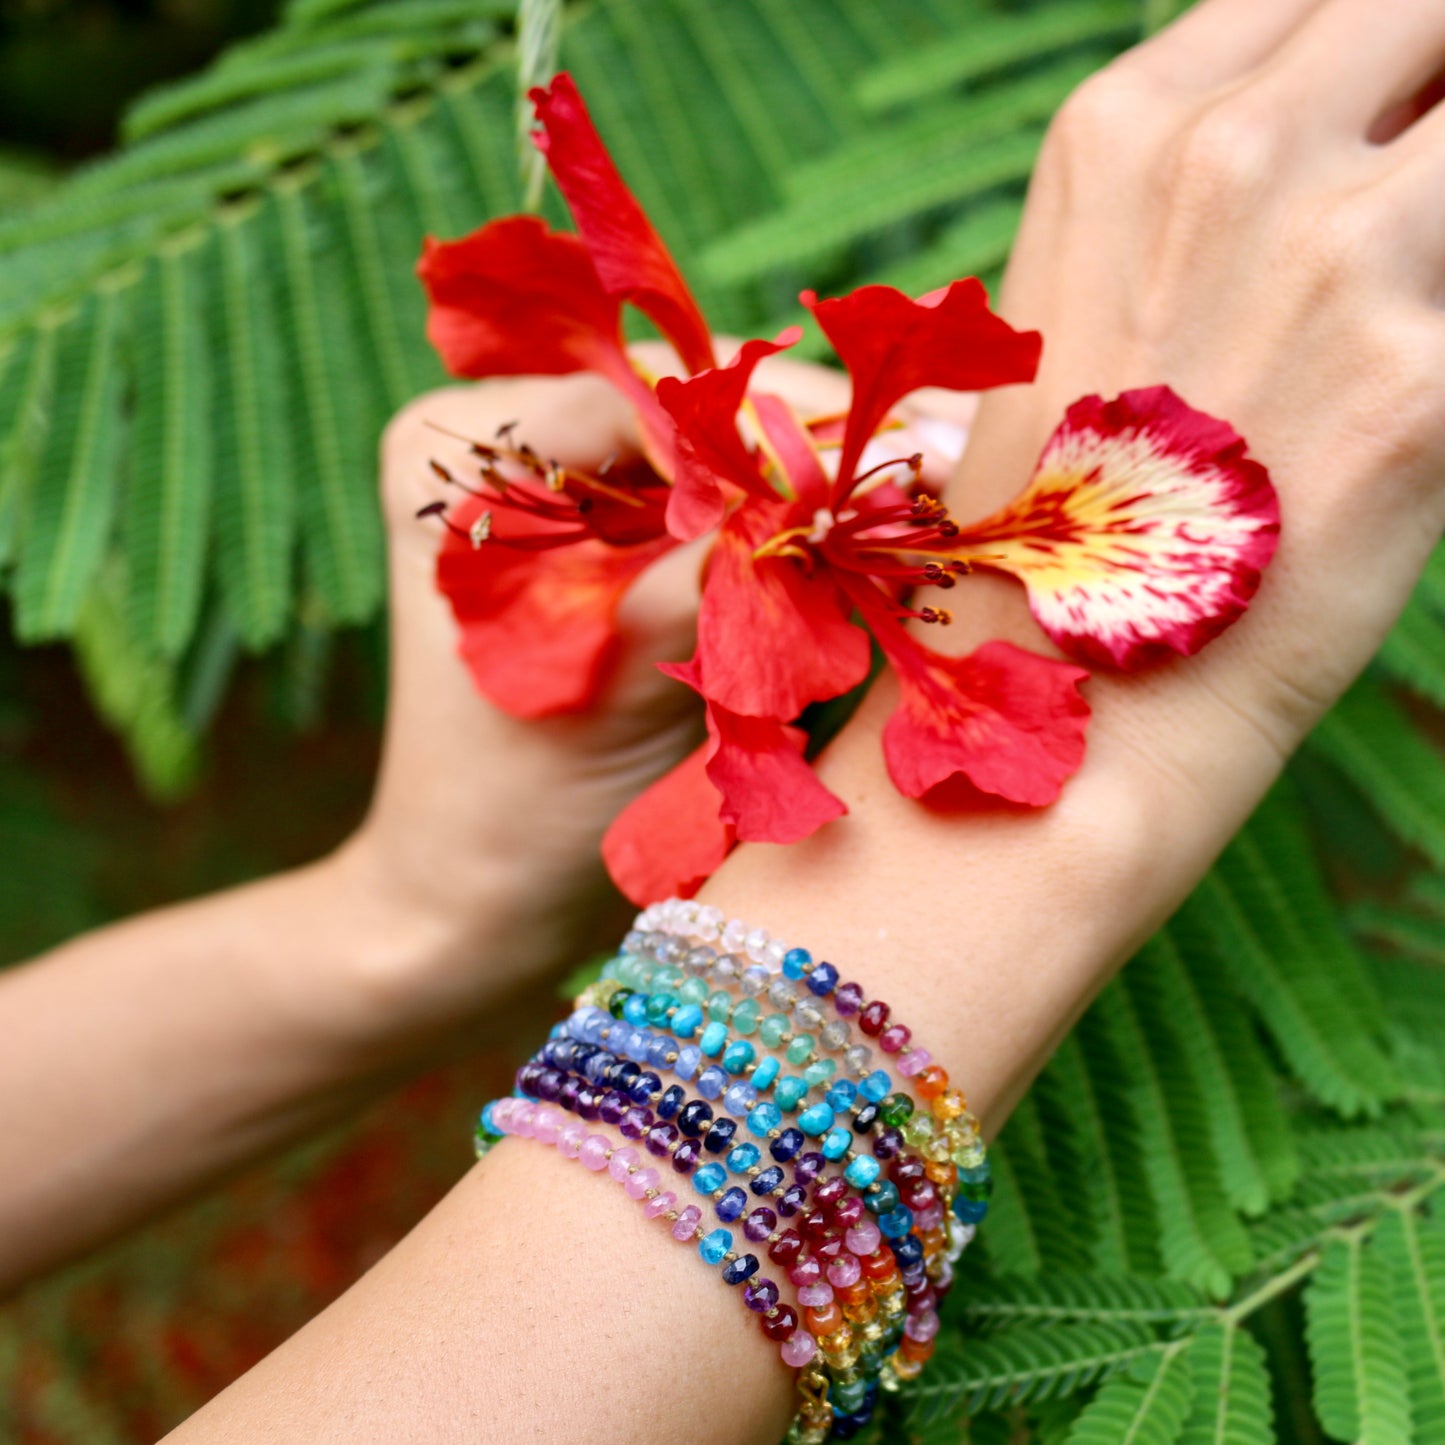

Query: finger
left=1128, top=0, right=1329, bottom=90
left=1275, top=0, right=1445, bottom=136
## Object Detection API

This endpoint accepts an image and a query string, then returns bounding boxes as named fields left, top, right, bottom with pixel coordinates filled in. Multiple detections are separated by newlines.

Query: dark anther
left=429, top=460, right=455, bottom=482
left=415, top=500, right=448, bottom=520
left=938, top=520, right=959, bottom=537
left=936, top=573, right=957, bottom=590
left=922, top=563, right=944, bottom=581
left=495, top=420, right=519, bottom=440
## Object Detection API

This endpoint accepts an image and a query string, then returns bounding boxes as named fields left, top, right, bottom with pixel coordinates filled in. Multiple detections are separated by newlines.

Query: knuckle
left=1044, top=63, right=1163, bottom=167
left=1165, top=98, right=1281, bottom=204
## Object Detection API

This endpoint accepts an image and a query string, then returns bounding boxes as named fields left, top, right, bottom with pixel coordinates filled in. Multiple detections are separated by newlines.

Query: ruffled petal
left=660, top=659, right=847, bottom=844
left=750, top=392, right=831, bottom=514
left=695, top=501, right=872, bottom=721
left=602, top=744, right=735, bottom=905
left=532, top=74, right=716, bottom=376
left=945, top=387, right=1280, bottom=669
left=803, top=280, right=1041, bottom=500
left=847, top=579, right=1090, bottom=806
left=657, top=330, right=801, bottom=541
left=437, top=496, right=671, bottom=717
left=419, top=216, right=637, bottom=396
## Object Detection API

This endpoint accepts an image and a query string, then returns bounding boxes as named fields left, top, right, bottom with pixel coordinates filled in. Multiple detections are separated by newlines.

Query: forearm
left=0, top=842, right=512, bottom=1293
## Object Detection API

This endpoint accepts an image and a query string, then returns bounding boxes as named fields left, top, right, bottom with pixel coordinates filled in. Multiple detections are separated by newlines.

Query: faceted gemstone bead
left=716, top=1186, right=748, bottom=1223
left=835, top=1280, right=872, bottom=1310
left=630, top=1071, right=661, bottom=1104
left=699, top=1020, right=728, bottom=1057
left=798, top=1102, right=834, bottom=1137
left=625, top=1166, right=659, bottom=1201
left=759, top=1014, right=791, bottom=1049
left=777, top=1183, right=808, bottom=1215
left=699, top=1228, right=733, bottom=1265
left=739, top=965, right=771, bottom=997
left=606, top=988, right=633, bottom=1019
left=781, top=1330, right=818, bottom=1368
left=696, top=1066, right=727, bottom=1100
left=672, top=1138, right=702, bottom=1173
left=743, top=1277, right=780, bottom=1312
left=744, top=1206, right=777, bottom=1242
left=674, top=1045, right=702, bottom=1081
left=879, top=1093, right=913, bottom=1129
left=770, top=1128, right=804, bottom=1162
left=727, top=1142, right=762, bottom=1173
left=899, top=1334, right=935, bottom=1364
left=671, top=1204, right=702, bottom=1241
left=827, top=1254, right=862, bottom=1288
left=707, top=990, right=734, bottom=1023
left=890, top=1234, right=924, bottom=1269
left=794, top=999, right=826, bottom=1031
left=657, top=1084, right=686, bottom=1120
left=751, top=1056, right=780, bottom=1091
left=864, top=1181, right=901, bottom=1214
left=533, top=1108, right=561, bottom=1146
left=844, top=1045, right=872, bottom=1077
left=576, top=1086, right=601, bottom=1122
left=802, top=1059, right=836, bottom=1089
left=832, top=1195, right=865, bottom=1229
left=643, top=1189, right=676, bottom=1219
left=558, top=1120, right=587, bottom=1157
left=913, top=1064, right=949, bottom=1100
left=782, top=947, right=812, bottom=980
left=619, top=1105, right=651, bottom=1140
left=767, top=979, right=797, bottom=1009
left=557, top=1078, right=581, bottom=1112
left=902, top=1178, right=939, bottom=1211
left=805, top=961, right=840, bottom=997
left=721, top=1253, right=759, bottom=1285
left=678, top=1100, right=714, bottom=1137
left=859, top=1249, right=896, bottom=1281
left=731, top=998, right=761, bottom=1035
left=833, top=982, right=864, bottom=1017
left=901, top=1114, right=936, bottom=1147
left=623, top=994, right=649, bottom=1025
left=905, top=1309, right=940, bottom=1343
left=677, top=976, right=710, bottom=1006
left=800, top=1209, right=833, bottom=1243
left=804, top=1301, right=842, bottom=1336
left=853, top=1102, right=880, bottom=1133
left=760, top=1303, right=799, bottom=1341
left=897, top=1047, right=933, bottom=1078
left=878, top=1207, right=914, bottom=1238
left=820, top=1020, right=851, bottom=1051
left=813, top=1175, right=848, bottom=1210
left=644, top=992, right=675, bottom=1025
left=704, top=1117, right=738, bottom=1153
left=932, top=1088, right=967, bottom=1121
left=786, top=1035, right=815, bottom=1067
left=747, top=1102, right=783, bottom=1136
left=878, top=1024, right=911, bottom=1054
left=767, top=1229, right=804, bottom=1266
left=751, top=1165, right=785, bottom=1196
left=845, top=1156, right=881, bottom=1189
left=859, top=1001, right=890, bottom=1037
left=670, top=1003, right=703, bottom=1038
left=646, top=1121, right=680, bottom=1157
left=790, top=1254, right=822, bottom=1286
left=693, top=1162, right=728, bottom=1194
left=798, top=1282, right=834, bottom=1309
left=775, top=1077, right=808, bottom=1112
left=723, top=1082, right=758, bottom=1117
left=927, top=1160, right=959, bottom=1190
left=722, top=1040, right=756, bottom=1075
left=873, top=1128, right=903, bottom=1161
left=954, top=1196, right=989, bottom=1223
left=860, top=1070, right=892, bottom=1103
left=826, top=1080, right=859, bottom=1111
left=794, top=1151, right=826, bottom=1185
left=608, top=1146, right=640, bottom=1182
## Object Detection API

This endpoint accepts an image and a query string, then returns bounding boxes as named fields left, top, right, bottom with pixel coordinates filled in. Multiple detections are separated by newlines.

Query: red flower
left=417, top=72, right=1280, bottom=905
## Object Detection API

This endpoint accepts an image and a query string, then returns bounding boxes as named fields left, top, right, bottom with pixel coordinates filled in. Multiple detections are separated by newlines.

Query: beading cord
left=474, top=905, right=991, bottom=1442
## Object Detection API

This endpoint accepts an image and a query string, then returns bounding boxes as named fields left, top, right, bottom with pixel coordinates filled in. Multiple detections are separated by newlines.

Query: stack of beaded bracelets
left=474, top=899, right=992, bottom=1443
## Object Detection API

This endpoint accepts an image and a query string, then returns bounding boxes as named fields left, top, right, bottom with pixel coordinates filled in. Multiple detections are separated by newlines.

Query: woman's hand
left=333, top=354, right=967, bottom=1041
left=949, top=0, right=1445, bottom=794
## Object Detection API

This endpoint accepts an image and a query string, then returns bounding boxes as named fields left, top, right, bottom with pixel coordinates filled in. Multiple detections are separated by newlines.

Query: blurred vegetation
left=2, top=1, right=1445, bottom=1442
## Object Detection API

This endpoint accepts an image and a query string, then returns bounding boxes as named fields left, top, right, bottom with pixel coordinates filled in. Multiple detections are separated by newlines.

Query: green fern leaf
left=1373, top=1208, right=1445, bottom=1443
left=1378, top=595, right=1445, bottom=710
left=998, top=1092, right=1096, bottom=1275
left=1309, top=677, right=1445, bottom=870
left=1304, top=1234, right=1412, bottom=1443
left=127, top=242, right=213, bottom=657
left=1097, top=984, right=1253, bottom=1296
left=906, top=1322, right=1159, bottom=1424
left=13, top=287, right=130, bottom=640
left=1067, top=1012, right=1166, bottom=1276
left=1063, top=1344, right=1194, bottom=1445
left=270, top=176, right=385, bottom=624
left=206, top=206, right=296, bottom=649
left=982, top=1133, right=1044, bottom=1279
left=865, top=196, right=1022, bottom=300
left=961, top=1273, right=1209, bottom=1332
left=857, top=0, right=1138, bottom=112
left=1177, top=1324, right=1274, bottom=1445
left=0, top=322, right=57, bottom=567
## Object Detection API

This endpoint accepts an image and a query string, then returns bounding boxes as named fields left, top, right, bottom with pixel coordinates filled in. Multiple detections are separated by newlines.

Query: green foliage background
left=3, top=0, right=1445, bottom=1440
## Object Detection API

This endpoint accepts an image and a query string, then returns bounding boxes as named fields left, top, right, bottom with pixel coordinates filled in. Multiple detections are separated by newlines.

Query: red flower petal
left=437, top=496, right=671, bottom=717
left=847, top=579, right=1090, bottom=806
left=945, top=387, right=1280, bottom=669
left=750, top=391, right=832, bottom=514
left=661, top=659, right=847, bottom=844
left=695, top=501, right=872, bottom=721
left=657, top=330, right=801, bottom=541
left=602, top=744, right=735, bottom=905
left=419, top=216, right=640, bottom=399
left=532, top=74, right=716, bottom=377
left=803, top=280, right=1041, bottom=501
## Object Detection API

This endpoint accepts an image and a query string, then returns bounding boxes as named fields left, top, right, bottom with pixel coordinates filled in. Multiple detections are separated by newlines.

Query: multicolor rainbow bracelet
left=474, top=904, right=991, bottom=1442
